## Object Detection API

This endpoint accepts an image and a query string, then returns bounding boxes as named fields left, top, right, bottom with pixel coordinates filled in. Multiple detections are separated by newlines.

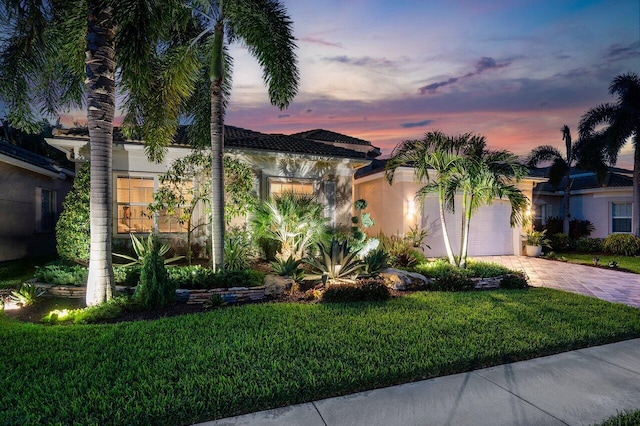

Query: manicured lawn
left=558, top=253, right=640, bottom=274
left=0, top=256, right=56, bottom=289
left=1, top=289, right=639, bottom=425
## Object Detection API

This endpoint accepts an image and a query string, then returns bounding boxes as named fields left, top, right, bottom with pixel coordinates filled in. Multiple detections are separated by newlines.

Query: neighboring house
left=531, top=167, right=633, bottom=238
left=0, top=139, right=74, bottom=261
left=48, top=126, right=376, bottom=248
left=354, top=159, right=546, bottom=257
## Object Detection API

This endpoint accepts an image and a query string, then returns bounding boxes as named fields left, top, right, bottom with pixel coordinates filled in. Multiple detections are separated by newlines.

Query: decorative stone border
left=32, top=282, right=269, bottom=304
left=180, top=286, right=266, bottom=304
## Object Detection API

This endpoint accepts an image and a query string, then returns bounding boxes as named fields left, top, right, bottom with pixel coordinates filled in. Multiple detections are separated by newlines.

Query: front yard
left=2, top=288, right=639, bottom=425
left=558, top=253, right=640, bottom=274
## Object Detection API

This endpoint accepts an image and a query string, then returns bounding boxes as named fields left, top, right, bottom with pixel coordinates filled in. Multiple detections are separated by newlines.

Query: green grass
left=599, top=410, right=640, bottom=425
left=558, top=253, right=640, bottom=274
left=0, top=256, right=56, bottom=289
left=1, top=289, right=639, bottom=425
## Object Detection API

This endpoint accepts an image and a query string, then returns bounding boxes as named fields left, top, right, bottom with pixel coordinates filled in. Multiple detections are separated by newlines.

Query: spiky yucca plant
left=305, top=239, right=363, bottom=284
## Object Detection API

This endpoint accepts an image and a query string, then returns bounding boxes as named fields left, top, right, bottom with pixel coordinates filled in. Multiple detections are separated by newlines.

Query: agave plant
left=271, top=255, right=303, bottom=277
left=113, top=233, right=183, bottom=266
left=10, top=283, right=46, bottom=307
left=305, top=239, right=363, bottom=284
left=362, top=248, right=390, bottom=276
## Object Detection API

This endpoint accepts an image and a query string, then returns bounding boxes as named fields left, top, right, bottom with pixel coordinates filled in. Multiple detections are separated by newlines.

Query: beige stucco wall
left=0, top=161, right=72, bottom=261
left=354, top=168, right=539, bottom=257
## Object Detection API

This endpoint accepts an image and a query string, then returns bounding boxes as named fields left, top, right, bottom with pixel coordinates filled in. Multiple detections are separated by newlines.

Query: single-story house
left=354, top=159, right=546, bottom=257
left=531, top=167, right=634, bottom=238
left=0, top=139, right=74, bottom=261
left=48, top=126, right=377, bottom=248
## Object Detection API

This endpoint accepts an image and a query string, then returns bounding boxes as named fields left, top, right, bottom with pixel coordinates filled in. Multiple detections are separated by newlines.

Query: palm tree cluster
left=0, top=0, right=298, bottom=305
left=386, top=131, right=527, bottom=268
left=526, top=72, right=639, bottom=237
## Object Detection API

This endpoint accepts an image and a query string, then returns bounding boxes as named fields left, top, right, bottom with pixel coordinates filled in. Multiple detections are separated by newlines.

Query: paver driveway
left=474, top=256, right=640, bottom=308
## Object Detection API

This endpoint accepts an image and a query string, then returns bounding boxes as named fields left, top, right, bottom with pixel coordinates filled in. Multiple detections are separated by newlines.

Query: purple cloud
left=324, top=55, right=396, bottom=68
left=278, top=114, right=290, bottom=119
left=418, top=56, right=511, bottom=95
left=300, top=36, right=343, bottom=48
left=401, top=119, right=435, bottom=128
left=606, top=42, right=640, bottom=61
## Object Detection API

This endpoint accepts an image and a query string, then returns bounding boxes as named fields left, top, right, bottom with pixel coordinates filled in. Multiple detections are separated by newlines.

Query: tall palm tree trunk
left=439, top=186, right=456, bottom=265
left=85, top=3, right=116, bottom=306
left=459, top=194, right=473, bottom=269
left=563, top=172, right=571, bottom=235
left=634, top=143, right=640, bottom=237
left=209, top=21, right=225, bottom=271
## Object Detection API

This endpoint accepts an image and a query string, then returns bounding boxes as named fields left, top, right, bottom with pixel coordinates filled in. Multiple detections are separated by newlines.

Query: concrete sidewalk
left=199, top=338, right=640, bottom=426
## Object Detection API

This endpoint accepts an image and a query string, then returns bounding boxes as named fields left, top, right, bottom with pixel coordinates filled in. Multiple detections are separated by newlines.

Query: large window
left=533, top=204, right=547, bottom=229
left=268, top=178, right=314, bottom=197
left=612, top=202, right=632, bottom=233
left=116, top=177, right=154, bottom=233
left=36, top=188, right=56, bottom=232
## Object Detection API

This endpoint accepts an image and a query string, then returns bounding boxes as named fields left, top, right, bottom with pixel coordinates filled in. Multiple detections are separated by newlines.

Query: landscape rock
left=379, top=268, right=429, bottom=291
left=264, top=274, right=294, bottom=296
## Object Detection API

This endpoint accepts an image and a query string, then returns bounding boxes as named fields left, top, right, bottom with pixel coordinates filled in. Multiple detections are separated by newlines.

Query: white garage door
left=420, top=197, right=514, bottom=257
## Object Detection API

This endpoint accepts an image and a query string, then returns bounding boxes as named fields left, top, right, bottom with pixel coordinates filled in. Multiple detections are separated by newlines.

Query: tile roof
left=53, top=125, right=368, bottom=159
left=292, top=129, right=373, bottom=146
left=533, top=167, right=633, bottom=192
left=0, top=139, right=70, bottom=175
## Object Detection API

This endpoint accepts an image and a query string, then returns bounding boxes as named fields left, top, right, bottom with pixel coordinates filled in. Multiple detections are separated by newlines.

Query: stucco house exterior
left=0, top=139, right=74, bottom=261
left=48, top=126, right=377, bottom=249
left=354, top=159, right=546, bottom=257
left=531, top=167, right=634, bottom=238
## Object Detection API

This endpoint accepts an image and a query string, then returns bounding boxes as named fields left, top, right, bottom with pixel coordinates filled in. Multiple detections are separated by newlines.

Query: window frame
left=267, top=177, right=316, bottom=197
left=611, top=201, right=632, bottom=234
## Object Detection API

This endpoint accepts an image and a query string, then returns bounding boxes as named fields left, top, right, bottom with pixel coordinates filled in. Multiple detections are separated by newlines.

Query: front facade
left=531, top=168, right=634, bottom=238
left=0, top=140, right=74, bottom=261
left=48, top=126, right=375, bottom=252
left=354, top=159, right=545, bottom=257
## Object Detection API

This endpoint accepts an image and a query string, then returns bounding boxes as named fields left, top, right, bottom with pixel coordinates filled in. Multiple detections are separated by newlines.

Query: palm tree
left=450, top=136, right=527, bottom=268
left=184, top=0, right=299, bottom=271
left=386, top=131, right=465, bottom=265
left=526, top=125, right=578, bottom=234
left=0, top=0, right=197, bottom=305
left=579, top=73, right=640, bottom=235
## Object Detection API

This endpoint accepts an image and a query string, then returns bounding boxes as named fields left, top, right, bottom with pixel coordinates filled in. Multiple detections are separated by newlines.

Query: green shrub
left=167, top=265, right=214, bottom=289
left=362, top=248, right=390, bottom=275
left=575, top=237, right=604, bottom=253
left=10, top=283, right=45, bottom=306
left=305, top=239, right=363, bottom=283
left=114, top=233, right=182, bottom=266
left=56, top=163, right=90, bottom=263
left=321, top=279, right=390, bottom=303
left=42, top=296, right=133, bottom=324
left=428, top=270, right=474, bottom=292
left=500, top=271, right=529, bottom=289
left=211, top=269, right=265, bottom=288
left=256, top=237, right=281, bottom=261
left=34, top=262, right=88, bottom=286
left=113, top=265, right=141, bottom=286
left=271, top=256, right=303, bottom=277
left=603, top=234, right=640, bottom=256
left=378, top=232, right=422, bottom=268
left=224, top=230, right=252, bottom=271
left=569, top=218, right=595, bottom=239
left=465, top=261, right=511, bottom=278
left=549, top=233, right=571, bottom=252
left=134, top=234, right=175, bottom=309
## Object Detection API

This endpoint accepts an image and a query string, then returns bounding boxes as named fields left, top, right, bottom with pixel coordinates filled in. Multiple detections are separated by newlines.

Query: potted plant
left=524, top=229, right=551, bottom=257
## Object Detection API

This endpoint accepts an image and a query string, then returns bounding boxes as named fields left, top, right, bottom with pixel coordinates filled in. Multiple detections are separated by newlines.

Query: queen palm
left=183, top=0, right=299, bottom=270
left=526, top=125, right=578, bottom=235
left=386, top=131, right=465, bottom=265
left=579, top=73, right=640, bottom=235
left=450, top=136, right=527, bottom=268
left=0, top=0, right=197, bottom=305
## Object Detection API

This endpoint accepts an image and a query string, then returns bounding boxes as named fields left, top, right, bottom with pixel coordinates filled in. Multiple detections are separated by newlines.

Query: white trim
left=0, top=152, right=67, bottom=179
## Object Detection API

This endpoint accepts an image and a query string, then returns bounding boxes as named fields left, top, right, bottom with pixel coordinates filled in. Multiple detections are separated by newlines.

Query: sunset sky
left=223, top=0, right=639, bottom=166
